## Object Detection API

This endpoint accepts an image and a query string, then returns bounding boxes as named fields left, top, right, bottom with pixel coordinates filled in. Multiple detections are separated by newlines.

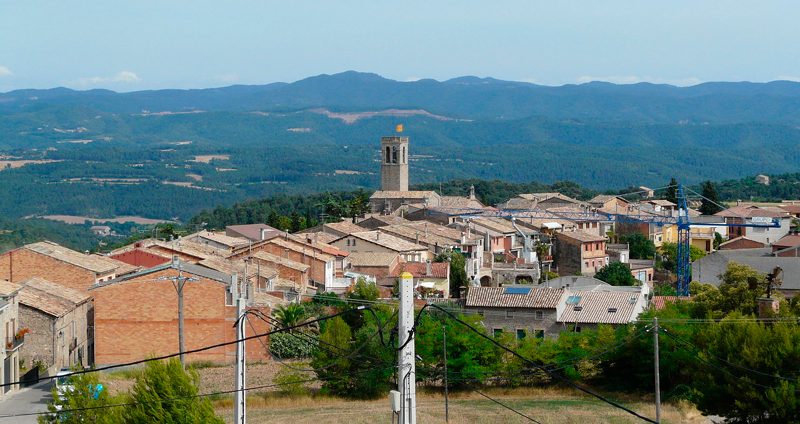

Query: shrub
left=270, top=332, right=319, bottom=359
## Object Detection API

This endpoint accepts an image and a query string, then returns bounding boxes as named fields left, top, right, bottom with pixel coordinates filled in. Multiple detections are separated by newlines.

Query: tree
left=40, top=371, right=120, bottom=424
left=665, top=178, right=679, bottom=205
left=594, top=262, right=638, bottom=286
left=273, top=303, right=309, bottom=328
left=123, top=358, right=223, bottom=424
left=619, top=233, right=656, bottom=260
left=434, top=249, right=469, bottom=298
left=347, top=277, right=379, bottom=303
left=699, top=180, right=723, bottom=215
left=659, top=242, right=707, bottom=272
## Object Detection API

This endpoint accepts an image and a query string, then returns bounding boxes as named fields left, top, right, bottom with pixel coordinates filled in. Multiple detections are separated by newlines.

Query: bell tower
left=381, top=136, right=409, bottom=191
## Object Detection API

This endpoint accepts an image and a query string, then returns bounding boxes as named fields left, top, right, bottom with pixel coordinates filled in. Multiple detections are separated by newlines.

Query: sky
left=2, top=0, right=799, bottom=92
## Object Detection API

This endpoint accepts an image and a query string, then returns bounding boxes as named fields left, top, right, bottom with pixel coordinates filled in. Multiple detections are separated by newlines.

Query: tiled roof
left=251, top=291, right=290, bottom=307
left=718, top=236, right=766, bottom=249
left=369, top=190, right=439, bottom=199
left=89, top=260, right=233, bottom=291
left=558, top=230, right=607, bottom=243
left=358, top=215, right=412, bottom=228
left=588, top=195, right=627, bottom=204
left=323, top=221, right=366, bottom=236
left=380, top=224, right=459, bottom=247
left=557, top=291, right=643, bottom=325
left=18, top=277, right=90, bottom=317
left=348, top=252, right=399, bottom=267
left=272, top=277, right=301, bottom=291
left=226, top=224, right=281, bottom=241
left=650, top=296, right=691, bottom=311
left=348, top=231, right=427, bottom=252
left=466, top=287, right=564, bottom=309
left=298, top=232, right=339, bottom=245
left=0, top=280, right=23, bottom=296
left=779, top=205, right=800, bottom=214
left=267, top=237, right=336, bottom=262
left=470, top=217, right=518, bottom=235
left=251, top=251, right=310, bottom=272
left=773, top=234, right=800, bottom=249
left=290, top=233, right=349, bottom=256
left=389, top=262, right=449, bottom=279
left=191, top=231, right=251, bottom=248
left=716, top=204, right=789, bottom=218
left=24, top=242, right=128, bottom=274
left=198, top=257, right=279, bottom=281
left=644, top=200, right=676, bottom=207
left=440, top=196, right=485, bottom=208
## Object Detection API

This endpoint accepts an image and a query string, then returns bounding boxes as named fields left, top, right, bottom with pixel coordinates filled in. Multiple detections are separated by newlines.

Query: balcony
left=6, top=334, right=24, bottom=352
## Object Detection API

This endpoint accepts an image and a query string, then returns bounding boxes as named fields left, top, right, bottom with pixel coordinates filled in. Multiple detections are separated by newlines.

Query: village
left=0, top=134, right=797, bottom=402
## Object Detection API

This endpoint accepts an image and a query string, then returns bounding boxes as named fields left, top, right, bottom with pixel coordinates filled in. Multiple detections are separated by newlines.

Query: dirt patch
left=0, top=160, right=60, bottom=169
left=334, top=170, right=362, bottom=175
left=187, top=174, right=203, bottom=181
left=36, top=215, right=175, bottom=225
left=309, top=108, right=457, bottom=124
left=191, top=155, right=230, bottom=163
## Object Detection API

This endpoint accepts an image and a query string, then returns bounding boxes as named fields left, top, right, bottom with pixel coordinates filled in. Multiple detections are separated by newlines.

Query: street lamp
left=157, top=256, right=199, bottom=369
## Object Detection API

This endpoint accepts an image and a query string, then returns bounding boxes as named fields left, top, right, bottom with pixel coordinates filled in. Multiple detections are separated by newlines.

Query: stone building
left=0, top=281, right=23, bottom=396
left=17, top=277, right=92, bottom=371
left=369, top=135, right=443, bottom=214
left=554, top=230, right=608, bottom=277
left=465, top=286, right=566, bottom=339
left=89, top=260, right=271, bottom=366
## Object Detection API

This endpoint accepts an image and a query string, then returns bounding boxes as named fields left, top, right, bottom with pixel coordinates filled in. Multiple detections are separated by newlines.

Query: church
left=368, top=136, right=441, bottom=214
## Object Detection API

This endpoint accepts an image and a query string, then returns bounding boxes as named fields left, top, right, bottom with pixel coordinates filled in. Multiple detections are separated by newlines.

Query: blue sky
left=2, top=0, right=798, bottom=92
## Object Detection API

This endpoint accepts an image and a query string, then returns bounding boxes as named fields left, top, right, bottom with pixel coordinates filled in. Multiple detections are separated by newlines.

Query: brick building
left=249, top=251, right=310, bottom=293
left=0, top=242, right=138, bottom=292
left=555, top=231, right=608, bottom=277
left=89, top=261, right=271, bottom=366
left=17, top=277, right=92, bottom=371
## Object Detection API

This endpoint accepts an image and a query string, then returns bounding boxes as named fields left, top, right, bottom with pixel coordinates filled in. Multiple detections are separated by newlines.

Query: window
left=493, top=328, right=503, bottom=337
left=596, top=243, right=600, bottom=250
left=506, top=310, right=514, bottom=319
left=476, top=310, right=484, bottom=317
left=535, top=311, right=544, bottom=320
left=225, top=290, right=234, bottom=306
left=516, top=329, right=526, bottom=340
left=584, top=261, right=589, bottom=268
left=535, top=330, right=544, bottom=339
left=385, top=146, right=391, bottom=163
left=584, top=245, right=589, bottom=252
left=575, top=326, right=582, bottom=333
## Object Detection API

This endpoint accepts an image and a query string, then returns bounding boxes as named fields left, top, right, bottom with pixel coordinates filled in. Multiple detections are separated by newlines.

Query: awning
left=416, top=282, right=436, bottom=289
left=542, top=222, right=562, bottom=229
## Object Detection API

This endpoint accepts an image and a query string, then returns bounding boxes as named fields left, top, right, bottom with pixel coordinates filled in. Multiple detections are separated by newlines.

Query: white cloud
left=577, top=75, right=702, bottom=87
left=73, top=71, right=141, bottom=86
left=776, top=76, right=800, bottom=82
left=0, top=66, right=12, bottom=77
left=404, top=77, right=422, bottom=82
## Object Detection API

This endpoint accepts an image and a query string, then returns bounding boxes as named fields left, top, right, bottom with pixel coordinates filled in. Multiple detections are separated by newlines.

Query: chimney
left=172, top=255, right=179, bottom=267
left=285, top=248, right=290, bottom=259
left=260, top=228, right=267, bottom=241
left=315, top=232, right=319, bottom=243
left=376, top=230, right=381, bottom=241
left=469, top=184, right=476, bottom=200
left=426, top=260, right=432, bottom=276
left=415, top=233, right=420, bottom=244
left=284, top=230, right=289, bottom=240
left=737, top=199, right=742, bottom=206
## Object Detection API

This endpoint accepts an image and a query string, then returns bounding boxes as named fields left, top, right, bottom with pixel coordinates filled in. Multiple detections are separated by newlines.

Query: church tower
left=381, top=136, right=409, bottom=191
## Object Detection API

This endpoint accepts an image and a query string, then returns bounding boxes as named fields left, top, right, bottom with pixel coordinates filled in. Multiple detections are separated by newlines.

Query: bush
left=270, top=332, right=319, bottom=359
left=273, top=364, right=312, bottom=396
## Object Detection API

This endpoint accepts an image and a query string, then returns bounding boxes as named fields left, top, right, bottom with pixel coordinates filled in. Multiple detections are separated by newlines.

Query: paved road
left=0, top=382, right=53, bottom=424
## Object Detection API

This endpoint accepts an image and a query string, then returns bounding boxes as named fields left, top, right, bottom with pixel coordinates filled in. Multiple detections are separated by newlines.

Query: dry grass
left=212, top=386, right=708, bottom=424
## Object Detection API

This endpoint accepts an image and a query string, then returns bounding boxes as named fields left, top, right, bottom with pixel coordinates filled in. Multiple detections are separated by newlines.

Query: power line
left=0, top=365, right=397, bottom=421
left=0, top=305, right=371, bottom=389
left=422, top=303, right=658, bottom=423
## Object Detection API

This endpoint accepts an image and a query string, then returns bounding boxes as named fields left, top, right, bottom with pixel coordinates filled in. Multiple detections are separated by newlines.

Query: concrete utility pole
left=157, top=256, right=198, bottom=370
left=233, top=271, right=247, bottom=424
left=397, top=271, right=416, bottom=424
left=443, top=326, right=449, bottom=423
left=653, top=317, right=661, bottom=424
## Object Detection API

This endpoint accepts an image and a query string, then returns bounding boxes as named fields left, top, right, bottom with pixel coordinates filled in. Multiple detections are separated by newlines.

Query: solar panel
left=566, top=295, right=582, bottom=304
left=503, top=287, right=531, bottom=295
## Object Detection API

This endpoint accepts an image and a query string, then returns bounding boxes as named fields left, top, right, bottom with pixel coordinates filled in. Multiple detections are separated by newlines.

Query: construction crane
left=434, top=185, right=780, bottom=296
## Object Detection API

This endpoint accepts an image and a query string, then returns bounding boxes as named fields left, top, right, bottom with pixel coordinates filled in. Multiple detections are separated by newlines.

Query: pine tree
left=699, top=180, right=723, bottom=215
left=665, top=178, right=679, bottom=204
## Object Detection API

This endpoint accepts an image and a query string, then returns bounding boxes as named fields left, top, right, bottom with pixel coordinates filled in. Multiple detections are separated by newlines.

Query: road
left=0, top=382, right=53, bottom=424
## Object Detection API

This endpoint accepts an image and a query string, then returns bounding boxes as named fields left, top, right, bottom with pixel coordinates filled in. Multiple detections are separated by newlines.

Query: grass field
left=211, top=387, right=708, bottom=424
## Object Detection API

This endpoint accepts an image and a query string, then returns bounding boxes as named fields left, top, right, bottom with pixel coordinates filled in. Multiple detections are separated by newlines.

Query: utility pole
left=157, top=256, right=198, bottom=370
left=397, top=271, right=416, bottom=424
left=443, top=326, right=449, bottom=423
left=653, top=317, right=661, bottom=424
left=234, top=271, right=247, bottom=424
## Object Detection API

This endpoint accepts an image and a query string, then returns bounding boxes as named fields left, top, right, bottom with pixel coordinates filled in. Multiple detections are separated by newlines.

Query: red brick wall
left=92, top=268, right=271, bottom=366
left=0, top=249, right=98, bottom=292
left=111, top=249, right=170, bottom=268
left=259, top=242, right=328, bottom=284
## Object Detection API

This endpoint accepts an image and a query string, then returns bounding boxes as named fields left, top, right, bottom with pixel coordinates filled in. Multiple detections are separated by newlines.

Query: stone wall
left=466, top=307, right=560, bottom=338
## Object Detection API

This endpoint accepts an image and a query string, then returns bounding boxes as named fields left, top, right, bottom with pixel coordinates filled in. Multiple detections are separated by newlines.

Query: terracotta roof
left=643, top=200, right=677, bottom=207
left=716, top=204, right=789, bottom=218
left=323, top=221, right=366, bottom=236
left=369, top=190, right=439, bottom=199
left=251, top=251, right=310, bottom=272
left=389, top=262, right=449, bottom=279
left=773, top=234, right=800, bottom=249
left=380, top=224, right=460, bottom=247
left=557, top=291, right=643, bottom=325
left=718, top=236, right=766, bottom=249
left=778, top=205, right=800, bottom=214
left=348, top=252, right=399, bottom=267
left=198, top=257, right=279, bottom=281
left=470, top=217, right=518, bottom=235
left=267, top=237, right=336, bottom=262
left=190, top=231, right=250, bottom=248
left=588, top=195, right=628, bottom=204
left=0, top=280, right=23, bottom=296
left=90, top=260, right=234, bottom=290
left=650, top=296, right=692, bottom=311
left=17, top=277, right=91, bottom=317
left=272, top=277, right=301, bottom=291
left=298, top=232, right=339, bottom=245
left=558, top=230, right=607, bottom=243
left=358, top=215, right=412, bottom=228
left=440, top=196, right=485, bottom=208
left=466, top=287, right=564, bottom=309
left=290, top=233, right=349, bottom=256
left=348, top=231, right=427, bottom=252
left=24, top=242, right=130, bottom=274
left=226, top=224, right=281, bottom=241
left=251, top=291, right=290, bottom=307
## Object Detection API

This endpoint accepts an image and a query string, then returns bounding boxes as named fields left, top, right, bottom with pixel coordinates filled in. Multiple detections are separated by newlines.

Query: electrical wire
left=423, top=303, right=658, bottom=423
left=0, top=305, right=371, bottom=389
left=660, top=328, right=800, bottom=382
left=0, top=365, right=397, bottom=421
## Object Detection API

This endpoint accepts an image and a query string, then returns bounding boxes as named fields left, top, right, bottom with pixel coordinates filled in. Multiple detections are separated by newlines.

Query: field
left=211, top=387, right=709, bottom=424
